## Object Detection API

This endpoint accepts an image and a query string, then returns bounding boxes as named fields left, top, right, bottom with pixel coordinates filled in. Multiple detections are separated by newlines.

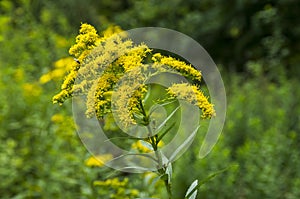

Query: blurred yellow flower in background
left=85, top=154, right=113, bottom=167
left=131, top=140, right=164, bottom=153
left=39, top=57, right=74, bottom=84
left=51, top=114, right=65, bottom=123
left=22, top=83, right=42, bottom=98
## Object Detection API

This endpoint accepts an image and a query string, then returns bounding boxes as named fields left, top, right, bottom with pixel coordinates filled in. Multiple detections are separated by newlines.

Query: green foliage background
left=0, top=0, right=299, bottom=198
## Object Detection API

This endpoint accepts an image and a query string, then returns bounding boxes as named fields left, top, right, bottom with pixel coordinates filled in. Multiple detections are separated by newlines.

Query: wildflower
left=52, top=23, right=101, bottom=104
left=93, top=177, right=140, bottom=198
left=39, top=57, right=74, bottom=84
left=167, top=83, right=215, bottom=118
left=85, top=154, right=113, bottom=167
left=93, top=177, right=128, bottom=187
left=69, top=23, right=99, bottom=59
left=115, top=44, right=151, bottom=72
left=52, top=23, right=215, bottom=128
left=152, top=53, right=202, bottom=83
left=111, top=65, right=148, bottom=128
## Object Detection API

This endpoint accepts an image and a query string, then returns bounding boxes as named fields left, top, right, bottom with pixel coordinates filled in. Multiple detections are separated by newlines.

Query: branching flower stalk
left=142, top=104, right=172, bottom=198
left=51, top=23, right=215, bottom=199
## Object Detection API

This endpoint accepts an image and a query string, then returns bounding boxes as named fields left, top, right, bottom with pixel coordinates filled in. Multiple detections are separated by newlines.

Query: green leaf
left=150, top=174, right=164, bottom=187
left=116, top=152, right=158, bottom=163
left=165, top=162, right=172, bottom=184
left=185, top=164, right=238, bottom=198
left=154, top=105, right=180, bottom=134
left=157, top=122, right=175, bottom=143
left=104, top=136, right=140, bottom=142
left=185, top=179, right=198, bottom=198
left=152, top=99, right=177, bottom=111
left=188, top=191, right=197, bottom=199
left=140, top=140, right=154, bottom=151
left=160, top=174, right=168, bottom=181
left=169, top=125, right=199, bottom=162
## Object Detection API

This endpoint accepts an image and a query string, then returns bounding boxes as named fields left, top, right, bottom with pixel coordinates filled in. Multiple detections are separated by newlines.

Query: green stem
left=140, top=98, right=172, bottom=198
left=147, top=125, right=163, bottom=169
left=146, top=120, right=172, bottom=199
left=164, top=179, right=172, bottom=199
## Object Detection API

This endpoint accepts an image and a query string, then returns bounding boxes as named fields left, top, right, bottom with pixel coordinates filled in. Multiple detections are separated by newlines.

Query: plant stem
left=164, top=179, right=172, bottom=199
left=140, top=98, right=173, bottom=198
left=147, top=123, right=172, bottom=198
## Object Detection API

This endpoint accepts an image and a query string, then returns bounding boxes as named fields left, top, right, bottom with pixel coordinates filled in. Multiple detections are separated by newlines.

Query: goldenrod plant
left=53, top=23, right=215, bottom=199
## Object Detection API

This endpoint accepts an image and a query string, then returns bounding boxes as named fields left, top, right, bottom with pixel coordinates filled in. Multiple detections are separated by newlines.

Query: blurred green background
left=1, top=0, right=300, bottom=198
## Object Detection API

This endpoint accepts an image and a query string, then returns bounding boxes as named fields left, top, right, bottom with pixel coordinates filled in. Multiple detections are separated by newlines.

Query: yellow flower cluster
left=53, top=24, right=124, bottom=105
left=52, top=24, right=100, bottom=105
left=93, top=177, right=140, bottom=198
left=94, top=177, right=128, bottom=187
left=115, top=45, right=151, bottom=72
left=39, top=57, right=74, bottom=84
left=167, top=83, right=215, bottom=118
left=110, top=63, right=151, bottom=127
left=85, top=73, right=118, bottom=118
left=85, top=154, right=113, bottom=167
left=52, top=23, right=215, bottom=129
left=152, top=53, right=202, bottom=83
left=83, top=44, right=149, bottom=120
left=69, top=23, right=99, bottom=60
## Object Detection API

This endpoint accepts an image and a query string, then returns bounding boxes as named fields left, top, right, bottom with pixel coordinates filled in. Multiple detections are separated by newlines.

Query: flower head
left=52, top=23, right=215, bottom=128
left=167, top=83, right=215, bottom=118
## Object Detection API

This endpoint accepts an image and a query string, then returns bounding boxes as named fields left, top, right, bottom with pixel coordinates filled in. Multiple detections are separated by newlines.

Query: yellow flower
left=167, top=83, right=215, bottom=118
left=22, top=83, right=42, bottom=98
left=39, top=74, right=52, bottom=84
left=131, top=139, right=164, bottom=153
left=93, top=177, right=128, bottom=187
left=112, top=83, right=147, bottom=128
left=86, top=73, right=119, bottom=118
left=115, top=45, right=151, bottom=72
left=52, top=24, right=101, bottom=104
left=93, top=177, right=140, bottom=198
left=69, top=23, right=99, bottom=59
left=39, top=57, right=74, bottom=84
left=131, top=140, right=152, bottom=153
left=51, top=114, right=64, bottom=123
left=85, top=154, right=113, bottom=167
left=152, top=53, right=202, bottom=83
left=51, top=23, right=215, bottom=128
left=52, top=90, right=70, bottom=105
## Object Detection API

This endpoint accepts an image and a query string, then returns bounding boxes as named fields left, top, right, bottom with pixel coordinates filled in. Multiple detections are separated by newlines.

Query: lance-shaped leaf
left=169, top=125, right=200, bottom=163
left=153, top=105, right=180, bottom=134
left=184, top=164, right=238, bottom=199
left=157, top=122, right=175, bottom=143
left=185, top=179, right=198, bottom=199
